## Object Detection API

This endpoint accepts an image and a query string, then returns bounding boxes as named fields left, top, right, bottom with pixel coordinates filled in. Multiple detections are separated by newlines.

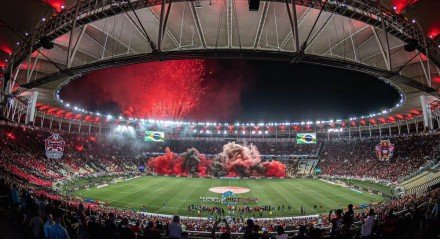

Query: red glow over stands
left=410, top=109, right=421, bottom=115
left=6, top=132, right=15, bottom=140
left=428, top=28, right=439, bottom=39
left=41, top=0, right=65, bottom=12
left=0, top=45, right=12, bottom=55
left=36, top=103, right=103, bottom=123
left=33, top=104, right=425, bottom=129
left=391, top=0, right=419, bottom=14
left=75, top=145, right=84, bottom=152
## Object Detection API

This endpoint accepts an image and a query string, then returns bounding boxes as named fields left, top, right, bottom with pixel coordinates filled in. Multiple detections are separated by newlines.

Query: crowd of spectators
left=140, top=139, right=319, bottom=156
left=1, top=123, right=440, bottom=238
left=0, top=123, right=142, bottom=188
left=318, top=134, right=440, bottom=182
left=0, top=173, right=438, bottom=239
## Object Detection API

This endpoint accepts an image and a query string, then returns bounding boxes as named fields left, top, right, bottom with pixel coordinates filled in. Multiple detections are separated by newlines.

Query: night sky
left=60, top=59, right=401, bottom=122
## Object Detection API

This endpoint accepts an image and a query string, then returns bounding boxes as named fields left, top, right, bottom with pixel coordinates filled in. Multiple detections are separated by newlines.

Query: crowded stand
left=0, top=122, right=439, bottom=238
left=141, top=139, right=319, bottom=157
left=0, top=175, right=438, bottom=239
left=318, top=135, right=440, bottom=182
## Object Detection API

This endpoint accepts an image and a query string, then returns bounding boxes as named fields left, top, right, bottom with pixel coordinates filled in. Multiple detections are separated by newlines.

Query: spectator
left=50, top=216, right=70, bottom=239
left=168, top=215, right=183, bottom=239
left=118, top=217, right=135, bottom=239
left=329, top=209, right=343, bottom=238
left=44, top=214, right=54, bottom=239
left=276, top=225, right=288, bottom=239
left=361, top=209, right=375, bottom=239
left=382, top=210, right=397, bottom=239
left=29, top=210, right=44, bottom=239
left=293, top=225, right=309, bottom=239
left=143, top=221, right=160, bottom=239
left=105, top=213, right=118, bottom=239
left=211, top=219, right=231, bottom=239
left=130, top=221, right=142, bottom=236
left=87, top=216, right=102, bottom=239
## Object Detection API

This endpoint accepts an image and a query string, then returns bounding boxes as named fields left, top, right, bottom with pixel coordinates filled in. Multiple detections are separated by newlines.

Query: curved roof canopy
left=0, top=0, right=439, bottom=125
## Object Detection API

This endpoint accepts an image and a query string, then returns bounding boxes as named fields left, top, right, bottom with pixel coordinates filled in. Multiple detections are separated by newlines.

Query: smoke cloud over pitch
left=147, top=143, right=286, bottom=177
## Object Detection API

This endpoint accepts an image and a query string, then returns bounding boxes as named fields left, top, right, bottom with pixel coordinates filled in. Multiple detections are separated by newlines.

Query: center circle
left=209, top=186, right=250, bottom=194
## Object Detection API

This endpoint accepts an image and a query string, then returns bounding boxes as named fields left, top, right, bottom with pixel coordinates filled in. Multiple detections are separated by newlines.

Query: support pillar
left=40, top=113, right=45, bottom=128
left=420, top=95, right=433, bottom=130
left=415, top=121, right=419, bottom=133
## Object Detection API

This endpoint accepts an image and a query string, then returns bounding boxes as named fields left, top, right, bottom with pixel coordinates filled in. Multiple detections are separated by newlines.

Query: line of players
left=200, top=197, right=259, bottom=203
left=188, top=204, right=313, bottom=217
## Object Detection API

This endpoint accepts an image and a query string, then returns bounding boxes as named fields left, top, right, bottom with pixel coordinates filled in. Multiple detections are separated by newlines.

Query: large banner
left=144, top=131, right=165, bottom=142
left=375, top=139, right=395, bottom=161
left=296, top=133, right=317, bottom=144
left=45, top=133, right=65, bottom=159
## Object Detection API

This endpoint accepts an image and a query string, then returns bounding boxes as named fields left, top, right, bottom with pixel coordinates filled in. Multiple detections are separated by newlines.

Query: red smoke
left=147, top=143, right=286, bottom=177
left=216, top=142, right=286, bottom=177
left=196, top=155, right=212, bottom=176
left=147, top=147, right=211, bottom=176
left=61, top=60, right=251, bottom=121
left=147, top=147, right=180, bottom=175
left=262, top=161, right=286, bottom=177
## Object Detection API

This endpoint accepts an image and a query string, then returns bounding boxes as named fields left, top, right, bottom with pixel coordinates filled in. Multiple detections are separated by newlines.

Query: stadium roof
left=0, top=0, right=439, bottom=125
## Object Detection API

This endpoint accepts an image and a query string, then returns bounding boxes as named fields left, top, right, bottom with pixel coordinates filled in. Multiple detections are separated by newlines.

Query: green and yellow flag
left=296, top=133, right=317, bottom=144
left=144, top=131, right=165, bottom=142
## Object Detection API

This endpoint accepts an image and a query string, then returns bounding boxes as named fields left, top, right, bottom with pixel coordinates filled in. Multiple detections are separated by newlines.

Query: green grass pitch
left=74, top=176, right=384, bottom=217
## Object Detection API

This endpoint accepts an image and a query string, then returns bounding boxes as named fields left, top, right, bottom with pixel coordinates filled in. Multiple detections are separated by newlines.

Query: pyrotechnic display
left=60, top=59, right=401, bottom=122
left=61, top=59, right=249, bottom=121
left=147, top=142, right=286, bottom=177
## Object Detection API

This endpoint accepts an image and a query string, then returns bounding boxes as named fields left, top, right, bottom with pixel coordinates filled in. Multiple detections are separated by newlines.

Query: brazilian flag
left=144, top=131, right=165, bottom=142
left=296, top=133, right=317, bottom=144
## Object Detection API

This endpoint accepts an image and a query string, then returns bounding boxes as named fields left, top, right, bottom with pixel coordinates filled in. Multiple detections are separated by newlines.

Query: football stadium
left=0, top=0, right=440, bottom=239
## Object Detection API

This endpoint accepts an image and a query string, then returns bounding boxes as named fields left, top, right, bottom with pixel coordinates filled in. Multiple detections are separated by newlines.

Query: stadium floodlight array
left=56, top=91, right=405, bottom=127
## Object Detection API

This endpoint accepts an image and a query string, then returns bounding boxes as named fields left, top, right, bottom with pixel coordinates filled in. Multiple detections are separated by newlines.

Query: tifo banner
left=296, top=133, right=317, bottom=144
left=45, top=133, right=65, bottom=159
left=144, top=131, right=165, bottom=142
left=375, top=139, right=395, bottom=161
